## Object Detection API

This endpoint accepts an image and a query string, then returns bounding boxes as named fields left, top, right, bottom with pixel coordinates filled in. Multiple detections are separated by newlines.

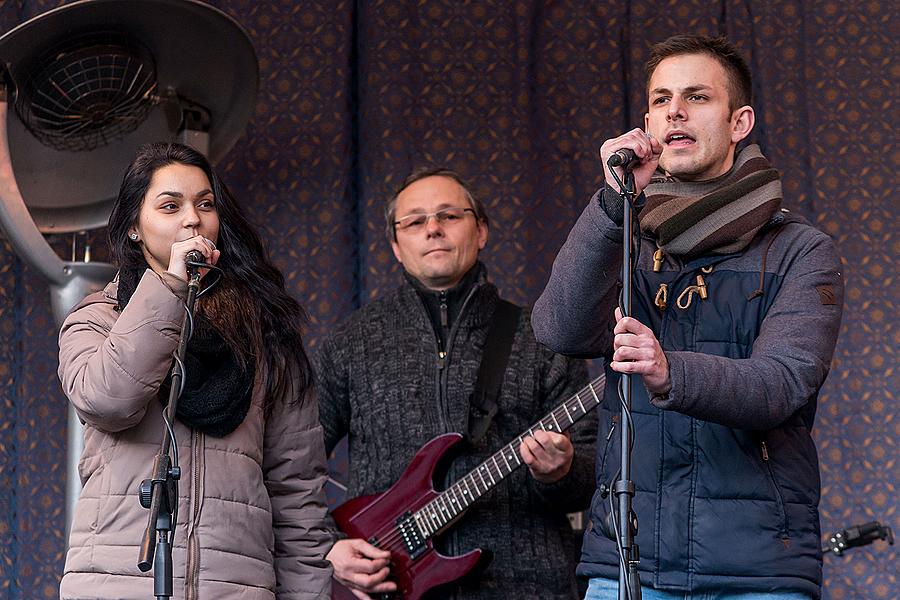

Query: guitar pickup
left=397, top=512, right=427, bottom=559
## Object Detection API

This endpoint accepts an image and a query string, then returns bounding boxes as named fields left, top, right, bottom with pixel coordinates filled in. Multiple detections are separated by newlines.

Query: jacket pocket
left=760, top=440, right=789, bottom=539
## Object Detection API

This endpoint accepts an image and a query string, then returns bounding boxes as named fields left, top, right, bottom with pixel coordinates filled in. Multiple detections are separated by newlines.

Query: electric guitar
left=331, top=375, right=604, bottom=599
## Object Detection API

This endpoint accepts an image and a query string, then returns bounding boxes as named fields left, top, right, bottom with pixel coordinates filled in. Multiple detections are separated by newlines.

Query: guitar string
left=363, top=390, right=599, bottom=554
left=363, top=402, right=595, bottom=555
left=359, top=410, right=582, bottom=555
left=356, top=379, right=604, bottom=553
left=348, top=377, right=604, bottom=553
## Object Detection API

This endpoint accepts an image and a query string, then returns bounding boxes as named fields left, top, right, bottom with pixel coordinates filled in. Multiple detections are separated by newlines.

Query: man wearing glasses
left=316, top=167, right=596, bottom=599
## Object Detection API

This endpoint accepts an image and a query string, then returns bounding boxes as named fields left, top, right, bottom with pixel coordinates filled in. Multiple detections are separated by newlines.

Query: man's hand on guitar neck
left=520, top=430, right=575, bottom=484
left=328, top=539, right=397, bottom=599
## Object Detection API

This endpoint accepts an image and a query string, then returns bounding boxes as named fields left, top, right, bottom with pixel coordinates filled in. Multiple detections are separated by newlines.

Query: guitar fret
left=588, top=383, right=600, bottom=406
left=464, top=475, right=476, bottom=498
left=550, top=411, right=561, bottom=431
left=424, top=511, right=435, bottom=536
left=484, top=464, right=496, bottom=485
left=449, top=485, right=462, bottom=510
left=415, top=511, right=430, bottom=536
left=426, top=511, right=436, bottom=535
left=471, top=473, right=483, bottom=495
left=429, top=500, right=440, bottom=526
left=477, top=467, right=488, bottom=489
left=574, top=391, right=586, bottom=413
left=422, top=508, right=434, bottom=534
left=539, top=421, right=547, bottom=431
left=492, top=455, right=502, bottom=476
left=437, top=496, right=449, bottom=523
left=429, top=503, right=440, bottom=529
left=562, top=401, right=573, bottom=424
left=500, top=449, right=511, bottom=471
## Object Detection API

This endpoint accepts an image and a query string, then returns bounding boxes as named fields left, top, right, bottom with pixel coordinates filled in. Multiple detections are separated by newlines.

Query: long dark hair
left=108, top=141, right=312, bottom=410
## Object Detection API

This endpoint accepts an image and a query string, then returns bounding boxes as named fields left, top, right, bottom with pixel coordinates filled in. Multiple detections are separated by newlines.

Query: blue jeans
left=584, top=577, right=814, bottom=600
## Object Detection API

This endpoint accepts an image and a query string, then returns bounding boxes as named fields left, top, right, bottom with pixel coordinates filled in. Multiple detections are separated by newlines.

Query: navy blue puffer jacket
left=533, top=192, right=843, bottom=599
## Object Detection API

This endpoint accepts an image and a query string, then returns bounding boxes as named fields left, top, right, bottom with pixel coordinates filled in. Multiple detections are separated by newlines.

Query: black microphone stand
left=137, top=262, right=202, bottom=599
left=608, top=157, right=642, bottom=600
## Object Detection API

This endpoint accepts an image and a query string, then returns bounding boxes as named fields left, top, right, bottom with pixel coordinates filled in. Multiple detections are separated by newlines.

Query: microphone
left=607, top=148, right=640, bottom=169
left=185, top=250, right=206, bottom=284
left=185, top=250, right=206, bottom=268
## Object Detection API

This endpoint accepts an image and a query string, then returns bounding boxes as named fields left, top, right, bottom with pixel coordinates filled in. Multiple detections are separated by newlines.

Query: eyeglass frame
left=392, top=206, right=478, bottom=235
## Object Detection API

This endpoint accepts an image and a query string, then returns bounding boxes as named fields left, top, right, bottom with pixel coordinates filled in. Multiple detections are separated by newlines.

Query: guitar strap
left=467, top=299, right=521, bottom=444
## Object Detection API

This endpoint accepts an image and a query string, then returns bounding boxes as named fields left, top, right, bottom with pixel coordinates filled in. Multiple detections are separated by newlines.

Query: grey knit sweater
left=316, top=265, right=596, bottom=599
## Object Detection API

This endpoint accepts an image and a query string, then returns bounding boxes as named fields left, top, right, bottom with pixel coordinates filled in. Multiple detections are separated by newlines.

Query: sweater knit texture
left=316, top=265, right=597, bottom=599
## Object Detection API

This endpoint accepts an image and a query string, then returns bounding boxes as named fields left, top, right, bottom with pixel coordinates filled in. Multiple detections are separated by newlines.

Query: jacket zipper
left=185, top=430, right=204, bottom=600
left=419, top=283, right=480, bottom=594
left=760, top=441, right=789, bottom=539
left=437, top=290, right=448, bottom=371
left=428, top=285, right=480, bottom=432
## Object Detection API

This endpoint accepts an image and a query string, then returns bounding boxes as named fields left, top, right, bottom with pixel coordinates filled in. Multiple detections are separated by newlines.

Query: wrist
left=599, top=183, right=626, bottom=227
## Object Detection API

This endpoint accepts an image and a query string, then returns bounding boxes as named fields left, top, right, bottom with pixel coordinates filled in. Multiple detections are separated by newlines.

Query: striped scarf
left=639, top=144, right=782, bottom=258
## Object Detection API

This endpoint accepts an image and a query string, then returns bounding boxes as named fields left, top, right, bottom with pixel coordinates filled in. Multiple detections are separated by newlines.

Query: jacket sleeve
left=532, top=190, right=624, bottom=359
left=57, top=269, right=187, bottom=432
left=314, top=332, right=351, bottom=456
left=527, top=345, right=598, bottom=513
left=655, top=228, right=844, bottom=429
left=264, top=375, right=333, bottom=599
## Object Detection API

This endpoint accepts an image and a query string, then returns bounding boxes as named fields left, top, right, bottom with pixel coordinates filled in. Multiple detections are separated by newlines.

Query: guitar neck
left=411, top=375, right=604, bottom=539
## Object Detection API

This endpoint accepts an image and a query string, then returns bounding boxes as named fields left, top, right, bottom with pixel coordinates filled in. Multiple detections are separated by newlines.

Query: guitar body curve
left=331, top=433, right=484, bottom=600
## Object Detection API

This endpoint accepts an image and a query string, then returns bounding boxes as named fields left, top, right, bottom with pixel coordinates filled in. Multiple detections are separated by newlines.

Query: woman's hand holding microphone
left=165, top=235, right=220, bottom=282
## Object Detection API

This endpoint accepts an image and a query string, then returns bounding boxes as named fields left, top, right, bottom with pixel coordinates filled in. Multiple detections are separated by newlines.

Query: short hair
left=645, top=35, right=752, bottom=113
left=385, top=167, right=489, bottom=242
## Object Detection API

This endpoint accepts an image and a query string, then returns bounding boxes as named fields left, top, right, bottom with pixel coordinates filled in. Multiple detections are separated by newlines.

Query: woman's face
left=128, top=163, right=220, bottom=274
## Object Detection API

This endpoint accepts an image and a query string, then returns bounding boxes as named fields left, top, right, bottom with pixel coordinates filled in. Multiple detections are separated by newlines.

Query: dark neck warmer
left=117, top=266, right=254, bottom=438
left=405, top=262, right=484, bottom=351
left=640, top=144, right=783, bottom=258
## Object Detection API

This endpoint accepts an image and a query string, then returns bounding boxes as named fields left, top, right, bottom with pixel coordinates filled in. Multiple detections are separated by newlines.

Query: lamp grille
left=15, top=31, right=157, bottom=152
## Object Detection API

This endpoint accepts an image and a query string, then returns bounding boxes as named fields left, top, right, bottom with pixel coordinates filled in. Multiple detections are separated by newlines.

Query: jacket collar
left=399, top=261, right=498, bottom=330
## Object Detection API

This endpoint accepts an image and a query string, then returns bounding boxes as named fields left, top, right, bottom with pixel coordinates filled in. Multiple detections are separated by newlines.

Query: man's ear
left=477, top=221, right=488, bottom=251
left=390, top=239, right=403, bottom=264
left=731, top=105, right=755, bottom=144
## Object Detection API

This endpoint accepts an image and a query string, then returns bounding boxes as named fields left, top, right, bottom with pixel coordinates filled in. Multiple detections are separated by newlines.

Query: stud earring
left=129, top=233, right=139, bottom=241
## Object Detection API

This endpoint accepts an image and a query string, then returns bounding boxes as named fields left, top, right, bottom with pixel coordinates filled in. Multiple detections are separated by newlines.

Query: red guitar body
left=331, top=433, right=484, bottom=600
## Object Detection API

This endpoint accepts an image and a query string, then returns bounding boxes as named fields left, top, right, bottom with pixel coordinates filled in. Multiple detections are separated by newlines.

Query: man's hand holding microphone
left=599, top=127, right=663, bottom=196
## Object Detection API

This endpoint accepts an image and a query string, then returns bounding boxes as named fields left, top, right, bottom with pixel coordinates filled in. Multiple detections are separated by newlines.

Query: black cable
left=196, top=266, right=223, bottom=299
left=161, top=266, right=222, bottom=541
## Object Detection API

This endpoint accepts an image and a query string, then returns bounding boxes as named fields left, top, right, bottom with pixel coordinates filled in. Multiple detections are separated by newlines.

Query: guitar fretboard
left=411, top=375, right=604, bottom=538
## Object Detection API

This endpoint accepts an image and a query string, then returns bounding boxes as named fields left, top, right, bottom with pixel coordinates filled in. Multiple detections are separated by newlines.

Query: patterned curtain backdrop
left=0, top=1, right=894, bottom=599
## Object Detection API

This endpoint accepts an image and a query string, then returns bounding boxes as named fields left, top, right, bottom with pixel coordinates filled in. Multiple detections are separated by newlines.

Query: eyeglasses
left=393, top=207, right=476, bottom=233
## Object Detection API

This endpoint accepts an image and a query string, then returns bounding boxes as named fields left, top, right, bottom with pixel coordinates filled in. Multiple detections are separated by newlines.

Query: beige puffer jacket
left=57, top=269, right=332, bottom=599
